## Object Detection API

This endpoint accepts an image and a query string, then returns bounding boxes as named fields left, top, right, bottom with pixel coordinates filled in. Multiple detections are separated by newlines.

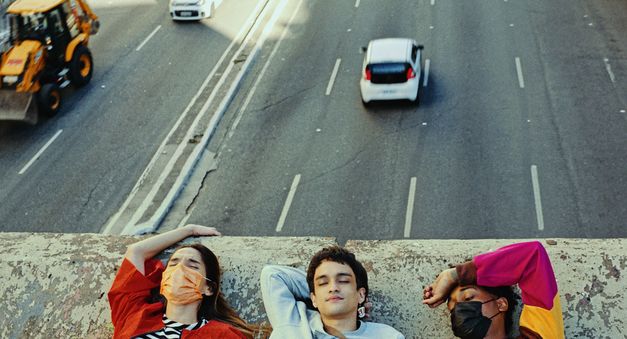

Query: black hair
left=306, top=245, right=368, bottom=300
left=479, top=285, right=517, bottom=335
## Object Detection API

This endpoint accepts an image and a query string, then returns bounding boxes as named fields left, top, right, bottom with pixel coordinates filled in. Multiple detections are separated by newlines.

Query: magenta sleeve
left=473, top=241, right=558, bottom=310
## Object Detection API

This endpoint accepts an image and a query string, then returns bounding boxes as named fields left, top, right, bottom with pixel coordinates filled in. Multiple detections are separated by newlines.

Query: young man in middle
left=260, top=245, right=404, bottom=339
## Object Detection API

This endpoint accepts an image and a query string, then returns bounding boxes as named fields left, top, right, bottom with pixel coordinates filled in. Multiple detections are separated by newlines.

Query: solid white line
left=136, top=25, right=161, bottom=51
left=404, top=177, right=417, bottom=238
left=126, top=0, right=289, bottom=235
left=604, top=58, right=616, bottom=83
left=227, top=0, right=304, bottom=141
left=122, top=0, right=287, bottom=235
left=102, top=0, right=268, bottom=234
left=531, top=165, right=545, bottom=231
left=276, top=174, right=301, bottom=232
left=515, top=57, right=525, bottom=88
left=326, top=58, right=342, bottom=96
left=354, top=0, right=360, bottom=7
left=19, top=129, right=63, bottom=175
left=176, top=213, right=192, bottom=229
left=423, top=59, right=430, bottom=87
left=430, top=0, right=435, bottom=5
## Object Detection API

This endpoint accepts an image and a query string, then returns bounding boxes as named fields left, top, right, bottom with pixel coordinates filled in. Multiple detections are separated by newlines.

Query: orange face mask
left=160, top=264, right=211, bottom=305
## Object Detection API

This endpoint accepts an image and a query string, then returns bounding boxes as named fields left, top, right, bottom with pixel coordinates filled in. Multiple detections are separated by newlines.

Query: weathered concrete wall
left=0, top=233, right=335, bottom=339
left=0, top=234, right=624, bottom=339
left=345, top=239, right=626, bottom=339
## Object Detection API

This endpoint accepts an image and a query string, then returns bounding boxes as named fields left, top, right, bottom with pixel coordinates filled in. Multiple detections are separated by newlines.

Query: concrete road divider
left=0, top=233, right=623, bottom=338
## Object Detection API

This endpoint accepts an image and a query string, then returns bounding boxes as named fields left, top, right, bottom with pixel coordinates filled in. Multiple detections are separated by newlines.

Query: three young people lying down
left=109, top=225, right=564, bottom=339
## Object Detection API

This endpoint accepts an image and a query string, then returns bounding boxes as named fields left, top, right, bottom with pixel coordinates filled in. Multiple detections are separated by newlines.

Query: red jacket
left=108, top=257, right=246, bottom=339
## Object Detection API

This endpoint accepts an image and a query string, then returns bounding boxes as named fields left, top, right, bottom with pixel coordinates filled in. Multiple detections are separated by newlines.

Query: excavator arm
left=74, top=0, right=99, bottom=35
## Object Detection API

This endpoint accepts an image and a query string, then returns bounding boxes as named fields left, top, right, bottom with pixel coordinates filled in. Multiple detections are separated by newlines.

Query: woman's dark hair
left=479, top=285, right=517, bottom=335
left=306, top=245, right=369, bottom=300
left=164, top=243, right=268, bottom=338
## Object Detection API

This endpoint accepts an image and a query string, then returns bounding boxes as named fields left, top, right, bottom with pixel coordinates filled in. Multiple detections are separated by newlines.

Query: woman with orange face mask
left=108, top=224, right=261, bottom=339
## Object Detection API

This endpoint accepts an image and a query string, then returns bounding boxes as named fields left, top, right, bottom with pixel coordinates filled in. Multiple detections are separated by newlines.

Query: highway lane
left=519, top=0, right=627, bottom=237
left=0, top=0, right=260, bottom=232
left=184, top=0, right=438, bottom=238
left=184, top=0, right=627, bottom=242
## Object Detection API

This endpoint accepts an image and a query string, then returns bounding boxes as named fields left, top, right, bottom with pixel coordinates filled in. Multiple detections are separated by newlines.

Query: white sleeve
left=260, top=265, right=315, bottom=338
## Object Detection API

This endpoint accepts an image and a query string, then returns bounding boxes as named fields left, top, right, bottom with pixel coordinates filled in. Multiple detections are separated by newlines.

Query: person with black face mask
left=450, top=298, right=501, bottom=339
left=422, top=241, right=565, bottom=339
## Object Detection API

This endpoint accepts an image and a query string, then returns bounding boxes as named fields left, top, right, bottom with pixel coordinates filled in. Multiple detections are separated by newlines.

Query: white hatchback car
left=169, top=0, right=221, bottom=20
left=360, top=38, right=423, bottom=104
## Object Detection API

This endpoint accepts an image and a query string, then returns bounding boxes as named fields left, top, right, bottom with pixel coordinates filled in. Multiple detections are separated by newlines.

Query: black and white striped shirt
left=133, top=315, right=208, bottom=339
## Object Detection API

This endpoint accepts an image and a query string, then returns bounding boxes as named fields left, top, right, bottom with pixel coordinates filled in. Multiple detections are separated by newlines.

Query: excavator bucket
left=0, top=91, right=38, bottom=124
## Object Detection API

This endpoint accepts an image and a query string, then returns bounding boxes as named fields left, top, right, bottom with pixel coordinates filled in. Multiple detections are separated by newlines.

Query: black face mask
left=451, top=299, right=501, bottom=339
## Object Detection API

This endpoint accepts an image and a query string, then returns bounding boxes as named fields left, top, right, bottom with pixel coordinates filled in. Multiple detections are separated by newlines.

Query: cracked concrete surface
left=0, top=235, right=624, bottom=338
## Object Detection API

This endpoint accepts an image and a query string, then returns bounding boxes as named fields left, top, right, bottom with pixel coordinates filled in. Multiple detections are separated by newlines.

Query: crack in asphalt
left=254, top=84, right=316, bottom=113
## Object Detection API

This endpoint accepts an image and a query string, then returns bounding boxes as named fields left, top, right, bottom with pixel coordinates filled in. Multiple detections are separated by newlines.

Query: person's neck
left=484, top=318, right=507, bottom=339
left=321, top=314, right=359, bottom=337
left=165, top=302, right=201, bottom=325
left=484, top=332, right=507, bottom=339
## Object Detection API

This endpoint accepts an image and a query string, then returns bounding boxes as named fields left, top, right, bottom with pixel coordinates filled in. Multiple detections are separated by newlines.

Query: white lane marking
left=354, top=0, right=360, bottom=7
left=19, top=129, right=63, bottom=175
left=423, top=58, right=430, bottom=87
left=136, top=25, right=161, bottom=51
left=515, top=57, right=525, bottom=88
left=276, top=174, right=301, bottom=232
left=176, top=213, right=192, bottom=229
left=603, top=58, right=616, bottom=83
left=102, top=0, right=268, bottom=234
left=124, top=0, right=288, bottom=235
left=227, top=0, right=304, bottom=141
left=326, top=58, right=342, bottom=96
left=430, top=0, right=435, bottom=5
left=531, top=165, right=545, bottom=231
left=404, top=177, right=417, bottom=238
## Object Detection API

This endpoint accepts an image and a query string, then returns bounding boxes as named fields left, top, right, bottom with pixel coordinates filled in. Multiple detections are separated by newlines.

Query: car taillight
left=406, top=67, right=416, bottom=80
left=364, top=67, right=371, bottom=81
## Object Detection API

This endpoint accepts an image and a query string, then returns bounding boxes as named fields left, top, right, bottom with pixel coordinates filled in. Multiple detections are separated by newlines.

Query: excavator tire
left=36, top=83, right=62, bottom=118
left=69, top=45, right=93, bottom=87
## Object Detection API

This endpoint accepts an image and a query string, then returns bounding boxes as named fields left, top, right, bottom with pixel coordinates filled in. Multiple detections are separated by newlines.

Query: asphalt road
left=0, top=0, right=626, bottom=241
left=0, top=0, right=258, bottom=232
left=184, top=0, right=627, bottom=242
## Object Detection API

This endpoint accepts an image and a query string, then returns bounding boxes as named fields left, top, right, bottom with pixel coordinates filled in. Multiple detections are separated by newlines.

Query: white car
left=169, top=0, right=221, bottom=20
left=360, top=38, right=423, bottom=104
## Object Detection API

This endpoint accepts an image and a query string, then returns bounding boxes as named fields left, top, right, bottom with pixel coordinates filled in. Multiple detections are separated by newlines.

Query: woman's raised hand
left=184, top=224, right=222, bottom=237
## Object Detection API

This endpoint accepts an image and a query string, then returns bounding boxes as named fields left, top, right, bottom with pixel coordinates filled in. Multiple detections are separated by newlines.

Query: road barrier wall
left=0, top=233, right=624, bottom=338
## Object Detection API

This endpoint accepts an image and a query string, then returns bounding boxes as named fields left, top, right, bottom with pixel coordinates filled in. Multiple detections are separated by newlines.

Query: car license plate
left=383, top=89, right=396, bottom=94
left=180, top=11, right=192, bottom=16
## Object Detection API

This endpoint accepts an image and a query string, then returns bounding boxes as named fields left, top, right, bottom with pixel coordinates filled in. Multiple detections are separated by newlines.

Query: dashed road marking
left=423, top=59, right=431, bottom=87
left=19, top=129, right=63, bottom=175
left=404, top=177, right=417, bottom=238
left=604, top=58, right=616, bottom=83
left=326, top=58, right=342, bottom=96
left=531, top=165, right=545, bottom=231
left=515, top=57, right=525, bottom=88
left=136, top=25, right=161, bottom=51
left=276, top=174, right=301, bottom=232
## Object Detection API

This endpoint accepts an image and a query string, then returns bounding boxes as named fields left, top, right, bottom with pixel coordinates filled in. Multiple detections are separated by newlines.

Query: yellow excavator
left=0, top=0, right=99, bottom=123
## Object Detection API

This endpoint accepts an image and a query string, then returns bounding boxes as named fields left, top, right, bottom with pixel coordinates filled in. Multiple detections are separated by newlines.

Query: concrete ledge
left=345, top=239, right=626, bottom=338
left=0, top=233, right=624, bottom=338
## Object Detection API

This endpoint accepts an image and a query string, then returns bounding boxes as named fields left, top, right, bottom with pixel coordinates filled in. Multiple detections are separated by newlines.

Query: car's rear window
left=369, top=63, right=409, bottom=84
